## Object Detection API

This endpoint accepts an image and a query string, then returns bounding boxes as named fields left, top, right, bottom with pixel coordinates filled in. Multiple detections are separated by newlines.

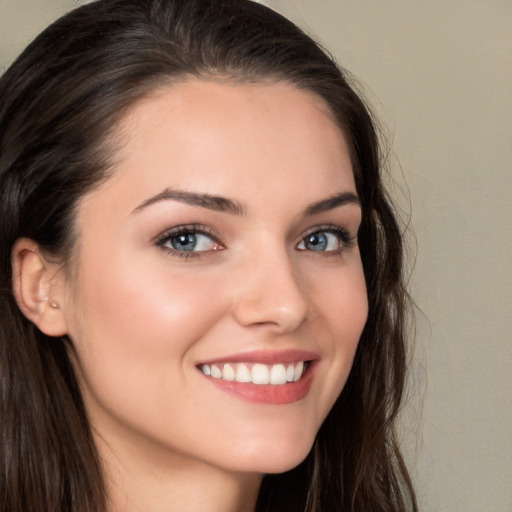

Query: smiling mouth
left=199, top=361, right=309, bottom=385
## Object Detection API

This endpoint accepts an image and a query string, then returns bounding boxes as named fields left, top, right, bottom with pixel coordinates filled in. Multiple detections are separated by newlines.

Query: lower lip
left=203, top=363, right=316, bottom=405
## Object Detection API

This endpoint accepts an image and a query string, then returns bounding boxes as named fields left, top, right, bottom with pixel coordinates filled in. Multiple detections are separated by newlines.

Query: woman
left=0, top=0, right=416, bottom=511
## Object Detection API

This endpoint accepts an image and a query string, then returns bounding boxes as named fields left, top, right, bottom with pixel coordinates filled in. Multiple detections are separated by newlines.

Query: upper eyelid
left=154, top=224, right=221, bottom=244
left=298, top=224, right=356, bottom=241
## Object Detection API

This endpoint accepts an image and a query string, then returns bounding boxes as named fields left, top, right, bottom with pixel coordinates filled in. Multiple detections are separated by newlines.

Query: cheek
left=311, top=258, right=368, bottom=399
left=65, top=253, right=229, bottom=399
left=315, top=255, right=368, bottom=340
left=334, top=270, right=368, bottom=342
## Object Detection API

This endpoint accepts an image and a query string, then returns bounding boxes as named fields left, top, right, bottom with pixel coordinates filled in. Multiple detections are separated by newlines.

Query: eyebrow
left=304, top=191, right=361, bottom=215
left=132, top=188, right=246, bottom=215
left=132, top=188, right=360, bottom=216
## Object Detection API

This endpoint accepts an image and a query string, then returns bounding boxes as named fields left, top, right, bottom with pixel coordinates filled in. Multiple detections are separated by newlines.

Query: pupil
left=308, top=233, right=327, bottom=251
left=173, top=233, right=196, bottom=250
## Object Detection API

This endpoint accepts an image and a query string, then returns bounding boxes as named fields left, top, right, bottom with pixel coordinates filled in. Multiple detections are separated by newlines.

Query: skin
left=48, top=80, right=368, bottom=511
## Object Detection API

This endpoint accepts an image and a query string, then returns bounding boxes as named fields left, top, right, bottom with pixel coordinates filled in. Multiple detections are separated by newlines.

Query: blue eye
left=297, top=228, right=353, bottom=252
left=157, top=226, right=221, bottom=255
left=170, top=232, right=198, bottom=251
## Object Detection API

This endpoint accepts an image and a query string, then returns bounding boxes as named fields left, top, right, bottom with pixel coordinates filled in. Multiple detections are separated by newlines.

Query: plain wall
left=2, top=1, right=511, bottom=511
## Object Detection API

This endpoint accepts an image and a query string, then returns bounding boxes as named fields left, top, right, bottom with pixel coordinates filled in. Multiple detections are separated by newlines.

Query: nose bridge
left=231, top=242, right=308, bottom=331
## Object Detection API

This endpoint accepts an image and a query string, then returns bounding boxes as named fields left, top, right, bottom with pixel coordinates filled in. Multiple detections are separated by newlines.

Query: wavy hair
left=0, top=1, right=416, bottom=510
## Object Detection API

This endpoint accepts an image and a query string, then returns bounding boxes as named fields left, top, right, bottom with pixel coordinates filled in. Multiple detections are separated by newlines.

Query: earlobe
left=11, top=238, right=68, bottom=337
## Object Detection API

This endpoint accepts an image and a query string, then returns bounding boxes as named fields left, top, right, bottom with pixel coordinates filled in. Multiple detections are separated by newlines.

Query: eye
left=297, top=227, right=354, bottom=253
left=156, top=225, right=223, bottom=256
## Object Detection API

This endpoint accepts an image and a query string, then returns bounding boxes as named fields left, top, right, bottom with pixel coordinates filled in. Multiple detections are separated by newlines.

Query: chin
left=220, top=428, right=316, bottom=475
left=256, top=450, right=312, bottom=475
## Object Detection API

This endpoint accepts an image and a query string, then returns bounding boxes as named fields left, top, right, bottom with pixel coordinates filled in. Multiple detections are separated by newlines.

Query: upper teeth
left=200, top=361, right=305, bottom=385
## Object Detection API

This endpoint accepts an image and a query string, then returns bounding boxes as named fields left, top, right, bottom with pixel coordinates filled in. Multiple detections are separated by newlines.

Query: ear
left=11, top=238, right=69, bottom=337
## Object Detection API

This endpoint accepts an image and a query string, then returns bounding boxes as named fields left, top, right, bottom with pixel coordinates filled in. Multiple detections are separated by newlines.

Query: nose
left=231, top=247, right=308, bottom=333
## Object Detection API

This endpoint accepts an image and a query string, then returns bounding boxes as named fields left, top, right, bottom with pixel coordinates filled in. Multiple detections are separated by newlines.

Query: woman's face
left=60, top=80, right=368, bottom=475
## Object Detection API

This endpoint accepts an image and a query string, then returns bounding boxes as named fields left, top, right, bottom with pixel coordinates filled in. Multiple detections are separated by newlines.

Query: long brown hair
left=0, top=1, right=417, bottom=510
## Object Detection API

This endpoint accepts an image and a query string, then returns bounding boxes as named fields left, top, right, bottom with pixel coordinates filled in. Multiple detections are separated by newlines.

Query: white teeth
left=222, top=364, right=235, bottom=381
left=269, top=364, right=287, bottom=385
left=201, top=361, right=307, bottom=385
left=293, top=361, right=304, bottom=382
left=251, top=364, right=269, bottom=385
left=235, top=363, right=252, bottom=383
left=286, top=364, right=295, bottom=382
left=211, top=365, right=222, bottom=379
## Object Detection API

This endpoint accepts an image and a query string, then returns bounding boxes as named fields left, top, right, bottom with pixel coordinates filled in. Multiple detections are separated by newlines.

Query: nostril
left=232, top=298, right=307, bottom=332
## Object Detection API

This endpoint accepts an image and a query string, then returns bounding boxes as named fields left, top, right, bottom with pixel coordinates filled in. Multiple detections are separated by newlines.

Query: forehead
left=80, top=79, right=355, bottom=217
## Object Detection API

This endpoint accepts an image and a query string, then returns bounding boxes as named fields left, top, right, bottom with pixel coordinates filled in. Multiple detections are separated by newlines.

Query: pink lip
left=197, top=349, right=319, bottom=366
left=197, top=350, right=319, bottom=405
left=205, top=364, right=316, bottom=405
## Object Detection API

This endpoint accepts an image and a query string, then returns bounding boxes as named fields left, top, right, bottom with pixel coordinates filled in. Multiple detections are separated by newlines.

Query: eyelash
left=155, top=223, right=356, bottom=260
left=297, top=225, right=356, bottom=255
left=155, top=224, right=222, bottom=260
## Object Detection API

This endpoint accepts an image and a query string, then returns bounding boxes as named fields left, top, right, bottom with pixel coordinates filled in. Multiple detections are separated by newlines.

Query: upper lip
left=197, top=349, right=319, bottom=366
